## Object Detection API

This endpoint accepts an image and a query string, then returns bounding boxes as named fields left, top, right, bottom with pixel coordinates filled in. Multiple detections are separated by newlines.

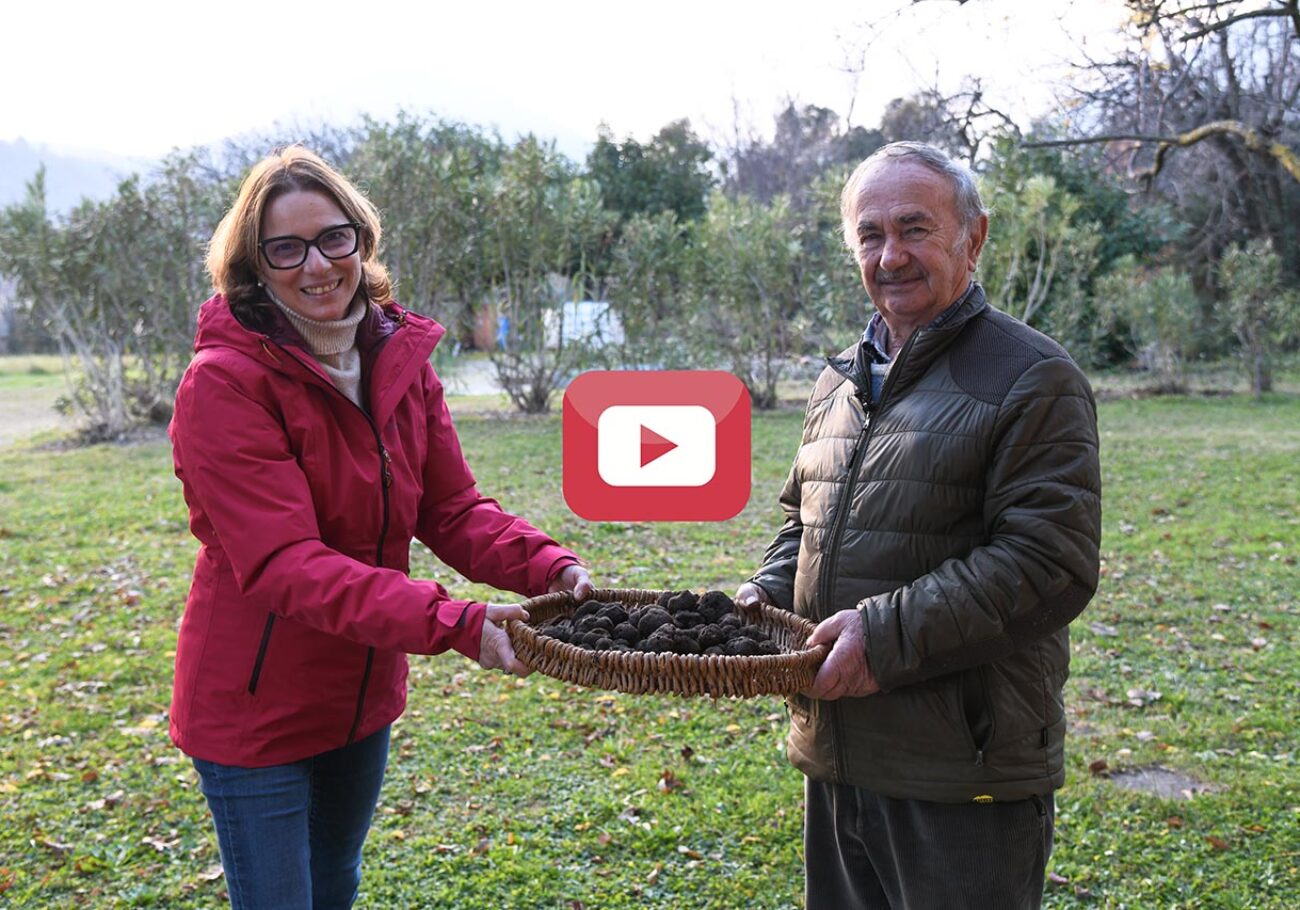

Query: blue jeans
left=193, top=726, right=390, bottom=910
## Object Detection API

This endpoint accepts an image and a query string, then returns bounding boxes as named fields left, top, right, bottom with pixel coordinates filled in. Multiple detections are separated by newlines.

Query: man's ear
left=966, top=213, right=989, bottom=271
left=972, top=213, right=987, bottom=270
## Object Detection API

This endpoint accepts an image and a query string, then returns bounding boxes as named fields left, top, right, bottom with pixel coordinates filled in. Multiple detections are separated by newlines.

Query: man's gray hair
left=840, top=141, right=988, bottom=253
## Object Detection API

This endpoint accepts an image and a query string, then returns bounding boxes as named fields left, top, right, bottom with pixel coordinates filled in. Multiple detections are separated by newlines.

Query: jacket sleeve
left=172, top=355, right=487, bottom=659
left=859, top=356, right=1102, bottom=690
left=412, top=365, right=579, bottom=597
left=750, top=463, right=803, bottom=610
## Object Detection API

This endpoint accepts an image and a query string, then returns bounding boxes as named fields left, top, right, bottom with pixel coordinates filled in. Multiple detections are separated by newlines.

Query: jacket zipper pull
left=975, top=749, right=985, bottom=767
left=380, top=445, right=393, bottom=488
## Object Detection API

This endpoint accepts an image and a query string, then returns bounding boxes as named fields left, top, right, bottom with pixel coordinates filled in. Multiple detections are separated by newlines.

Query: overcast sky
left=3, top=0, right=1129, bottom=162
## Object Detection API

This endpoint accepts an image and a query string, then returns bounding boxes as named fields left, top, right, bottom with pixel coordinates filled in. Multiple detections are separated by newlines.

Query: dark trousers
left=804, top=778, right=1054, bottom=910
left=192, top=726, right=390, bottom=910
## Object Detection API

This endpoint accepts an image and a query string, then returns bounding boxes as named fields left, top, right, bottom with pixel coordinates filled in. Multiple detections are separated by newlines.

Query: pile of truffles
left=538, top=590, right=780, bottom=656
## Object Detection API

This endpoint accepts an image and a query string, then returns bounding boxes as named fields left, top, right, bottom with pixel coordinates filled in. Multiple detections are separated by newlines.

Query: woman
left=169, top=145, right=592, bottom=909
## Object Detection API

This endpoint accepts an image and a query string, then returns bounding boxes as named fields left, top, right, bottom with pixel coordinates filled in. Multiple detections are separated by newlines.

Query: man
left=736, top=141, right=1101, bottom=909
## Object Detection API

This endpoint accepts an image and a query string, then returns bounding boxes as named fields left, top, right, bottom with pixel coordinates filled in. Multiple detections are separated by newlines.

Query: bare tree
left=1025, top=0, right=1300, bottom=286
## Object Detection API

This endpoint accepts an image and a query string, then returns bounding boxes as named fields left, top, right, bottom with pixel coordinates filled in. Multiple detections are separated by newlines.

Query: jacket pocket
left=247, top=614, right=277, bottom=695
left=960, top=667, right=996, bottom=765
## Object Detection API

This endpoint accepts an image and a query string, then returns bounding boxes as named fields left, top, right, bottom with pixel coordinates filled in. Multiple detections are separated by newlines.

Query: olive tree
left=603, top=209, right=694, bottom=369
left=0, top=156, right=223, bottom=439
left=487, top=137, right=615, bottom=413
left=1094, top=257, right=1202, bottom=391
left=349, top=114, right=503, bottom=348
left=1219, top=238, right=1300, bottom=397
left=686, top=192, right=812, bottom=409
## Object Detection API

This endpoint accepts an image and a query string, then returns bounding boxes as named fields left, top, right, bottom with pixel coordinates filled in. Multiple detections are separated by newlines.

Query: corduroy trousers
left=804, top=778, right=1054, bottom=910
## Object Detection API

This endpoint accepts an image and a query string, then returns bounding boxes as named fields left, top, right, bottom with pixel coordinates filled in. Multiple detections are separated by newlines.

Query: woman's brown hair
left=206, top=145, right=392, bottom=331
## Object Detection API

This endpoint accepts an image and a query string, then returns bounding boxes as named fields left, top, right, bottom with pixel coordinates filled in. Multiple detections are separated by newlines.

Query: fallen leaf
left=680, top=745, right=695, bottom=761
left=1088, top=759, right=1110, bottom=776
left=657, top=769, right=684, bottom=794
left=1048, top=872, right=1069, bottom=886
left=1206, top=836, right=1230, bottom=851
left=1166, top=816, right=1184, bottom=828
left=198, top=864, right=224, bottom=882
left=676, top=845, right=702, bottom=860
left=646, top=863, right=663, bottom=884
left=40, top=839, right=73, bottom=857
left=1126, top=687, right=1162, bottom=707
left=470, top=838, right=491, bottom=857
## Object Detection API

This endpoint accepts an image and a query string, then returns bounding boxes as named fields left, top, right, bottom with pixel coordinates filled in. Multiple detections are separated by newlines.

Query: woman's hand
left=548, top=564, right=595, bottom=601
left=476, top=603, right=531, bottom=677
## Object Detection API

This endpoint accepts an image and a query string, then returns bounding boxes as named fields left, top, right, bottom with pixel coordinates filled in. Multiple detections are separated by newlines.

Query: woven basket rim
left=506, top=587, right=826, bottom=698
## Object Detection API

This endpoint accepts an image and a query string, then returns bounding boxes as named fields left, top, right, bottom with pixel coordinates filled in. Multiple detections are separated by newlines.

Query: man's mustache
left=876, top=268, right=921, bottom=283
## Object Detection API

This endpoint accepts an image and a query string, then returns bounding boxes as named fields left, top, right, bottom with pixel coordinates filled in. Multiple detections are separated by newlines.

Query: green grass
left=0, top=354, right=66, bottom=393
left=0, top=394, right=1296, bottom=908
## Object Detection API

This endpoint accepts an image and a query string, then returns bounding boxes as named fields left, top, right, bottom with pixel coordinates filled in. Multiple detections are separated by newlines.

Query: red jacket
left=169, top=296, right=577, bottom=766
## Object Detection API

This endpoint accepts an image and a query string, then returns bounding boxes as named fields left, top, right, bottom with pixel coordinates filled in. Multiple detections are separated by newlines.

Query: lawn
left=0, top=392, right=1296, bottom=908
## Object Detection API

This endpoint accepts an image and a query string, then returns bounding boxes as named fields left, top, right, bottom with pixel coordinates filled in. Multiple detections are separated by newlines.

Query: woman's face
left=257, top=189, right=362, bottom=322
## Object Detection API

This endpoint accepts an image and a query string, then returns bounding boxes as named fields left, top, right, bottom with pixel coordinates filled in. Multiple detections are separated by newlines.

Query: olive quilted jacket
left=752, top=284, right=1101, bottom=802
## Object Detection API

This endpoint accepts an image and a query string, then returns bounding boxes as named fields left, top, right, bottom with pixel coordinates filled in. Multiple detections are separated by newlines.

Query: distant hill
left=0, top=139, right=153, bottom=213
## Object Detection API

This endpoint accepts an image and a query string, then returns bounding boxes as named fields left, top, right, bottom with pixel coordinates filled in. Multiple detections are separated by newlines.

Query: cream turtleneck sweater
left=268, top=293, right=367, bottom=409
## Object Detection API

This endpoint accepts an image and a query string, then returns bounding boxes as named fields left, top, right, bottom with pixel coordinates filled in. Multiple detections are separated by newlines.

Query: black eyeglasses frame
left=258, top=222, right=364, bottom=270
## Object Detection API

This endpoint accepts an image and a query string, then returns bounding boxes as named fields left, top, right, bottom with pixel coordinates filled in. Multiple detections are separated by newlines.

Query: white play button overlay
left=597, top=405, right=716, bottom=487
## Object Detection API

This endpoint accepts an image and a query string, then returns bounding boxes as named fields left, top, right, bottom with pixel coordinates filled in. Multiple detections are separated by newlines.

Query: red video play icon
left=563, top=371, right=751, bottom=521
left=640, top=426, right=677, bottom=466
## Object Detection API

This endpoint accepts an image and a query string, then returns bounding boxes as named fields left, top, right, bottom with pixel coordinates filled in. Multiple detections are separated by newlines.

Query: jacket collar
left=828, top=282, right=988, bottom=401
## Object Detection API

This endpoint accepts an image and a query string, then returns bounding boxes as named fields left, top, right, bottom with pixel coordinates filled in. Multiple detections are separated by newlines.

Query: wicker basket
left=506, top=588, right=827, bottom=698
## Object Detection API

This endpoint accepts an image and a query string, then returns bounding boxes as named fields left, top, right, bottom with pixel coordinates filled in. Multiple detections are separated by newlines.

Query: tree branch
left=1024, top=121, right=1300, bottom=185
left=1179, top=4, right=1298, bottom=42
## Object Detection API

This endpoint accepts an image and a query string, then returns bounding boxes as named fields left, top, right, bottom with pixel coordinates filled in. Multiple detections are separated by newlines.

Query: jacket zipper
left=965, top=665, right=996, bottom=767
left=247, top=614, right=277, bottom=694
left=270, top=338, right=395, bottom=745
left=815, top=331, right=917, bottom=783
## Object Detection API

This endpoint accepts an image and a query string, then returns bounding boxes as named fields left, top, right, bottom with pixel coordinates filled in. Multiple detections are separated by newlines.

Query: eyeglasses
left=259, top=222, right=362, bottom=270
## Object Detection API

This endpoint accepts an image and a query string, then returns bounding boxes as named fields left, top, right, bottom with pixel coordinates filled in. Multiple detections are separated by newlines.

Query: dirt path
left=0, top=357, right=504, bottom=449
left=0, top=384, right=75, bottom=447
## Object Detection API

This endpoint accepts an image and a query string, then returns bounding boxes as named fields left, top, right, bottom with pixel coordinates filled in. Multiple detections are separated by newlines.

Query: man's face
left=851, top=161, right=987, bottom=331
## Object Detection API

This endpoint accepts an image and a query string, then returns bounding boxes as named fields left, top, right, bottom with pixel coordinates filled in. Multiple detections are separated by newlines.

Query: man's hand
left=734, top=581, right=771, bottom=612
left=476, top=603, right=531, bottom=677
left=804, top=608, right=880, bottom=701
left=548, top=564, right=595, bottom=601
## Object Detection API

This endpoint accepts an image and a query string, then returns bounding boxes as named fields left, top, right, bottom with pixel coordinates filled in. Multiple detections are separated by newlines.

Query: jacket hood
left=191, top=294, right=446, bottom=422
